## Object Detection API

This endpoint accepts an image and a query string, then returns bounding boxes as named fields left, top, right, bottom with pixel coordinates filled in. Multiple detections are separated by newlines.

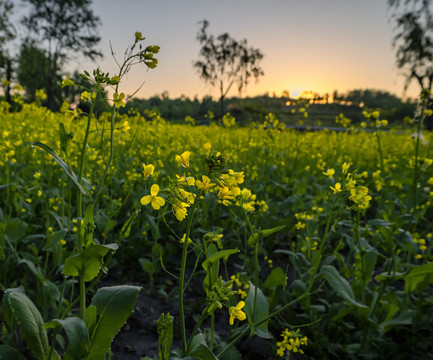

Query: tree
left=388, top=0, right=433, bottom=91
left=17, top=42, right=52, bottom=104
left=21, top=0, right=102, bottom=110
left=194, top=20, right=264, bottom=118
left=388, top=0, right=433, bottom=128
left=0, top=0, right=16, bottom=104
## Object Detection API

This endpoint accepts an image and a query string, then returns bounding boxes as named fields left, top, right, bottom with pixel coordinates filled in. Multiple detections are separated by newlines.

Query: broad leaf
left=322, top=265, right=368, bottom=309
left=264, top=267, right=287, bottom=289
left=404, top=261, right=433, bottom=292
left=45, top=317, right=90, bottom=360
left=202, top=248, right=239, bottom=272
left=245, top=283, right=272, bottom=339
left=86, top=285, right=141, bottom=360
left=380, top=310, right=414, bottom=333
left=0, top=344, right=24, bottom=360
left=203, top=244, right=218, bottom=291
left=63, top=244, right=118, bottom=282
left=7, top=290, right=48, bottom=360
left=189, top=344, right=218, bottom=360
left=247, top=225, right=286, bottom=247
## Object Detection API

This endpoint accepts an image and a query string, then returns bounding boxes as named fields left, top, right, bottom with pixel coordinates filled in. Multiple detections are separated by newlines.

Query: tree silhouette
left=388, top=0, right=433, bottom=128
left=194, top=20, right=264, bottom=118
left=389, top=0, right=433, bottom=91
left=0, top=0, right=16, bottom=104
left=21, top=0, right=102, bottom=110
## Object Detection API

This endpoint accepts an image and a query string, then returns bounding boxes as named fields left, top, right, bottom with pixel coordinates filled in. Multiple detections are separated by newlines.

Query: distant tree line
left=122, top=89, right=415, bottom=126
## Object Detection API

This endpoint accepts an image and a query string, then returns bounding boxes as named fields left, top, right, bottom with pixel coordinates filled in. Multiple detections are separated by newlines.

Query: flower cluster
left=276, top=328, right=308, bottom=357
left=230, top=273, right=250, bottom=299
left=326, top=162, right=372, bottom=211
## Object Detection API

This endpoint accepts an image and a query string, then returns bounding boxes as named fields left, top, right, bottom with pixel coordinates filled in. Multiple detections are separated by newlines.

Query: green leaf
left=404, top=261, right=433, bottom=292
left=86, top=285, right=141, bottom=360
left=264, top=267, right=286, bottom=289
left=45, top=317, right=90, bottom=360
left=120, top=210, right=139, bottom=239
left=63, top=244, right=118, bottom=282
left=245, top=284, right=272, bottom=339
left=85, top=305, right=97, bottom=335
left=202, top=248, right=239, bottom=272
left=361, top=251, right=377, bottom=284
left=380, top=310, right=414, bottom=333
left=0, top=345, right=24, bottom=360
left=189, top=344, right=218, bottom=360
left=139, top=258, right=155, bottom=276
left=367, top=219, right=393, bottom=227
left=0, top=183, right=14, bottom=190
left=2, top=287, right=25, bottom=331
left=321, top=265, right=368, bottom=309
left=83, top=204, right=95, bottom=247
left=4, top=218, right=28, bottom=244
left=375, top=272, right=406, bottom=283
left=32, top=141, right=87, bottom=195
left=18, top=259, right=43, bottom=281
left=7, top=290, right=48, bottom=359
left=247, top=225, right=286, bottom=247
left=203, top=244, right=218, bottom=291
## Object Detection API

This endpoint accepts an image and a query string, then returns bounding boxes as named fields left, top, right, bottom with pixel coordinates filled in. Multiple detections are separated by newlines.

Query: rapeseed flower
left=118, top=121, right=131, bottom=132
left=62, top=75, right=74, bottom=87
left=196, top=175, right=215, bottom=191
left=229, top=301, right=246, bottom=325
left=172, top=199, right=189, bottom=221
left=330, top=182, right=342, bottom=194
left=113, top=92, right=126, bottom=108
left=81, top=91, right=96, bottom=102
left=176, top=151, right=191, bottom=168
left=141, top=184, right=165, bottom=210
left=323, top=168, right=335, bottom=179
left=142, top=163, right=155, bottom=179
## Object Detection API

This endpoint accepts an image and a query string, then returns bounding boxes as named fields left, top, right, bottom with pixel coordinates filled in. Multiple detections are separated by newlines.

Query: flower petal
left=150, top=184, right=159, bottom=196
left=141, top=195, right=151, bottom=205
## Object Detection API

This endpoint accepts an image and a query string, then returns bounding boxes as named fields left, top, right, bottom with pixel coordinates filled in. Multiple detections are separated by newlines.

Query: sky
left=13, top=0, right=421, bottom=100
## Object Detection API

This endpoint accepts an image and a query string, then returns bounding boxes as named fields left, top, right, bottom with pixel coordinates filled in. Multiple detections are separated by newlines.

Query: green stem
left=179, top=196, right=199, bottom=355
left=79, top=269, right=86, bottom=321
left=186, top=309, right=208, bottom=354
left=253, top=243, right=259, bottom=322
left=355, top=211, right=366, bottom=304
left=374, top=123, right=385, bottom=173
left=210, top=312, right=215, bottom=351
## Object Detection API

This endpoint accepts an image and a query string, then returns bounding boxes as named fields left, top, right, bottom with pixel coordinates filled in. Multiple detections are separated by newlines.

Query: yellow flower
left=118, top=120, right=131, bottom=132
left=176, top=174, right=195, bottom=186
left=229, top=301, right=246, bottom=325
left=203, top=142, right=211, bottom=153
left=323, top=168, right=335, bottom=179
left=81, top=91, right=96, bottom=102
left=113, top=92, right=126, bottom=108
left=172, top=200, right=190, bottom=221
left=342, top=162, right=350, bottom=175
left=330, top=182, right=342, bottom=194
left=62, top=75, right=74, bottom=87
left=176, top=151, right=191, bottom=168
left=180, top=234, right=192, bottom=244
left=196, top=175, right=215, bottom=191
left=141, top=184, right=165, bottom=210
left=142, top=163, right=155, bottom=179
